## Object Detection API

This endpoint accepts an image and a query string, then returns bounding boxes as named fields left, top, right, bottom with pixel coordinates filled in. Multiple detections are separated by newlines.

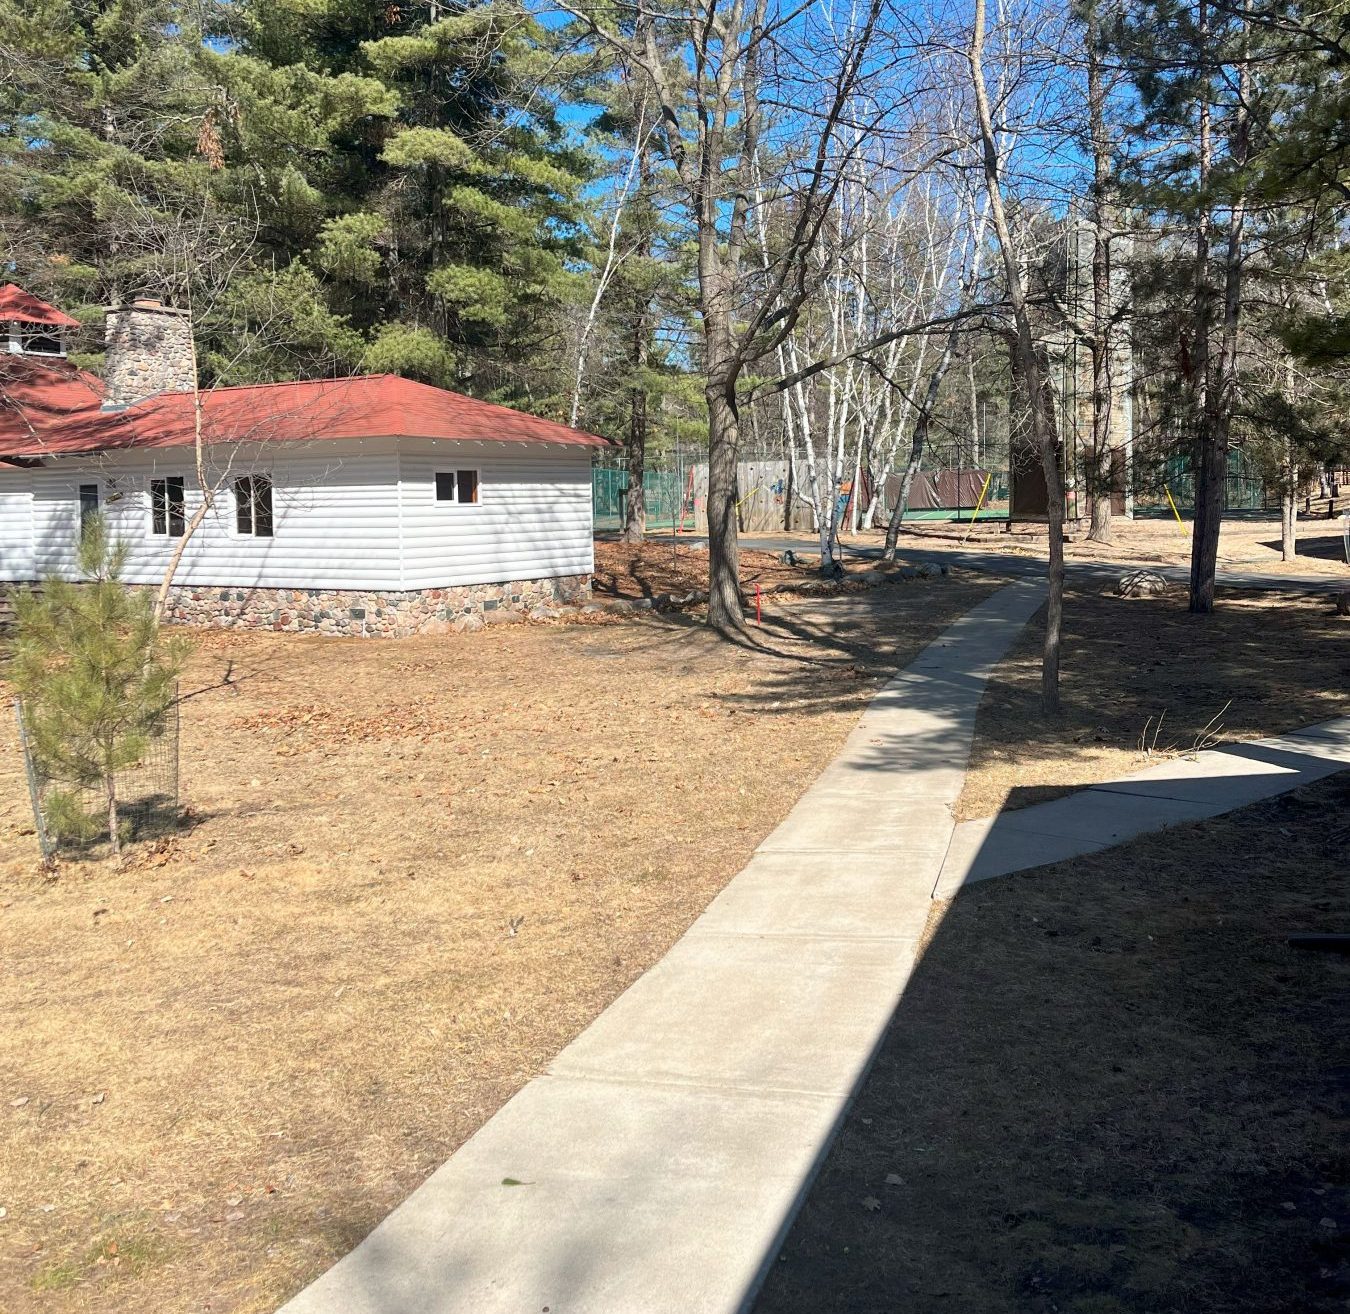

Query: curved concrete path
left=278, top=580, right=1047, bottom=1314
left=935, top=715, right=1350, bottom=896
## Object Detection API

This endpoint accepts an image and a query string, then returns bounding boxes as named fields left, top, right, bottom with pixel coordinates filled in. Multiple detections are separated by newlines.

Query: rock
left=453, top=613, right=484, bottom=634
left=898, top=565, right=918, bottom=580
left=1116, top=569, right=1170, bottom=598
left=916, top=561, right=941, bottom=579
left=1335, top=592, right=1349, bottom=616
left=483, top=608, right=525, bottom=625
left=939, top=562, right=952, bottom=576
left=631, top=597, right=655, bottom=611
left=528, top=606, right=559, bottom=621
left=652, top=593, right=673, bottom=610
left=855, top=569, right=885, bottom=586
left=581, top=604, right=604, bottom=614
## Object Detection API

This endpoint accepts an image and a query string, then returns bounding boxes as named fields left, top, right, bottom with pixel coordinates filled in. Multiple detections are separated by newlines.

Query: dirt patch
left=958, top=585, right=1350, bottom=821
left=877, top=514, right=1350, bottom=578
left=0, top=569, right=998, bottom=1313
left=592, top=538, right=845, bottom=600
left=756, top=773, right=1350, bottom=1314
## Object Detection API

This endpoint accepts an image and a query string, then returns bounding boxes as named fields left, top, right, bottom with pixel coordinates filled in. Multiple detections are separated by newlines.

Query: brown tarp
left=881, top=469, right=992, bottom=516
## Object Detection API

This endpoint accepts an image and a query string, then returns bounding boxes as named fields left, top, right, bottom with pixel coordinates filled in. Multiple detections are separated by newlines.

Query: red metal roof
left=0, top=368, right=609, bottom=459
left=0, top=284, right=81, bottom=328
left=0, top=357, right=132, bottom=455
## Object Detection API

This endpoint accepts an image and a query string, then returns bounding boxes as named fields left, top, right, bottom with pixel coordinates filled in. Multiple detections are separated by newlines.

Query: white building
left=0, top=286, right=606, bottom=635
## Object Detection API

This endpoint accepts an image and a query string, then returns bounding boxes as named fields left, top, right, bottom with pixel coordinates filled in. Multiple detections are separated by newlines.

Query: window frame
left=77, top=480, right=101, bottom=537
left=233, top=473, right=275, bottom=538
left=149, top=475, right=186, bottom=538
left=11, top=321, right=65, bottom=357
left=433, top=468, right=481, bottom=506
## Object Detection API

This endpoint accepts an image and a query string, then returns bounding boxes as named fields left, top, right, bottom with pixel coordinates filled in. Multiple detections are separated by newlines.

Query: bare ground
left=592, top=538, right=851, bottom=599
left=0, top=566, right=998, bottom=1313
left=957, top=584, right=1350, bottom=822
left=756, top=772, right=1350, bottom=1314
left=872, top=513, right=1350, bottom=578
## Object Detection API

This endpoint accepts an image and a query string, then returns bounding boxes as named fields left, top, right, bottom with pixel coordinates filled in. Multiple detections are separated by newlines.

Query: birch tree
left=556, top=0, right=901, bottom=631
left=968, top=0, right=1068, bottom=711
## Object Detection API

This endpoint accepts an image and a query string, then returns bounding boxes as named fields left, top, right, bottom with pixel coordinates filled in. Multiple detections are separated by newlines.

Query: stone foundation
left=160, top=575, right=591, bottom=637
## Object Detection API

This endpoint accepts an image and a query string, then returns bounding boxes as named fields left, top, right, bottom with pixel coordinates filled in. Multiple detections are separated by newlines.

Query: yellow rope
left=960, top=471, right=994, bottom=546
left=1164, top=484, right=1187, bottom=535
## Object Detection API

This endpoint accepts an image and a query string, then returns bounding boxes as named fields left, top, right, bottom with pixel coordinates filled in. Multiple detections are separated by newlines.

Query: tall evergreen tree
left=231, top=0, right=590, bottom=405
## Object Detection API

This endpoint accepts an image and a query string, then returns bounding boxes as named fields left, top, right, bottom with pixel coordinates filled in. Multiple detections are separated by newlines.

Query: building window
left=11, top=322, right=64, bottom=356
left=435, top=469, right=480, bottom=504
left=150, top=476, right=185, bottom=537
left=234, top=474, right=274, bottom=537
left=78, top=483, right=100, bottom=536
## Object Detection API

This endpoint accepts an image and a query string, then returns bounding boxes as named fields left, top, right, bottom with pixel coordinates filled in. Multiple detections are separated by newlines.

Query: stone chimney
left=102, top=298, right=196, bottom=407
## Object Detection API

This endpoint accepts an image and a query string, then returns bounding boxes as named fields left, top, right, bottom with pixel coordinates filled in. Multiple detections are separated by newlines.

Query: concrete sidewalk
left=278, top=580, right=1047, bottom=1314
left=935, top=717, right=1350, bottom=897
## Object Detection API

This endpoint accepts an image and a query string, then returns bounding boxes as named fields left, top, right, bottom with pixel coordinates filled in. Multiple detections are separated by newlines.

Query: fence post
left=14, top=698, right=53, bottom=862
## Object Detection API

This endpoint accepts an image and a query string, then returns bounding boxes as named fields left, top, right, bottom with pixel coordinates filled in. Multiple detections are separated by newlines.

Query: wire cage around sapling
left=14, top=685, right=181, bottom=861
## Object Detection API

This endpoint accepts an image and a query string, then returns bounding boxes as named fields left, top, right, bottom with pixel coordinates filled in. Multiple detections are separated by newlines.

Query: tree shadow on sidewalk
left=754, top=774, right=1350, bottom=1314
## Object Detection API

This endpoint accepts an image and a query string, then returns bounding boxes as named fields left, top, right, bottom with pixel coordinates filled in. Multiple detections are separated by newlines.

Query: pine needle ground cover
left=591, top=539, right=872, bottom=599
left=0, top=573, right=998, bottom=1313
left=958, top=585, right=1350, bottom=822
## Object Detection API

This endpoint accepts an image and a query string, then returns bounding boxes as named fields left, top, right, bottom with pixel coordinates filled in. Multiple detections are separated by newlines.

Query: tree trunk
left=1188, top=0, right=1249, bottom=615
left=818, top=460, right=841, bottom=573
left=105, top=773, right=121, bottom=856
left=1282, top=483, right=1297, bottom=560
left=705, top=381, right=744, bottom=633
left=1039, top=369, right=1067, bottom=711
left=969, top=0, right=1064, bottom=713
left=1189, top=430, right=1225, bottom=610
left=621, top=310, right=649, bottom=544
left=1085, top=9, right=1115, bottom=545
left=883, top=335, right=957, bottom=561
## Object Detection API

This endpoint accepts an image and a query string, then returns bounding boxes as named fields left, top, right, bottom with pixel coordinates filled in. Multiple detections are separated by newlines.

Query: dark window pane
left=78, top=483, right=99, bottom=534
left=167, top=477, right=185, bottom=537
left=253, top=475, right=273, bottom=537
left=235, top=476, right=253, bottom=535
left=456, top=469, right=478, bottom=504
left=435, top=472, right=455, bottom=501
left=151, top=479, right=167, bottom=535
left=19, top=324, right=62, bottom=355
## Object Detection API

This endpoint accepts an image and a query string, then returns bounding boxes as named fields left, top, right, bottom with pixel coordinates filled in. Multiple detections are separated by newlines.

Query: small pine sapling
left=11, top=516, right=186, bottom=854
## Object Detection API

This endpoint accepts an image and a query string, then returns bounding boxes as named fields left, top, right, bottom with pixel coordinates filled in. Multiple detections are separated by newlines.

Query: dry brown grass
left=757, top=772, right=1350, bottom=1314
left=957, top=585, right=1350, bottom=822
left=0, top=565, right=999, bottom=1314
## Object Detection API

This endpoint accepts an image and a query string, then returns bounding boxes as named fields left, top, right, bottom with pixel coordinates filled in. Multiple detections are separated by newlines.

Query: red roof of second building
left=0, top=357, right=133, bottom=454
left=0, top=284, right=81, bottom=328
left=0, top=368, right=609, bottom=458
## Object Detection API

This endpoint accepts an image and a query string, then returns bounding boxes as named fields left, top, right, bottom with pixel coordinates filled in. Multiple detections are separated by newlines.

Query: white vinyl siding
left=21, top=441, right=404, bottom=589
left=398, top=440, right=593, bottom=589
left=0, top=435, right=596, bottom=592
left=0, top=468, right=34, bottom=579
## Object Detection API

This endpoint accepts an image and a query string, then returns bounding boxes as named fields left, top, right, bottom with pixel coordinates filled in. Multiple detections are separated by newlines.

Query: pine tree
left=234, top=0, right=589, bottom=405
left=11, top=518, right=186, bottom=855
